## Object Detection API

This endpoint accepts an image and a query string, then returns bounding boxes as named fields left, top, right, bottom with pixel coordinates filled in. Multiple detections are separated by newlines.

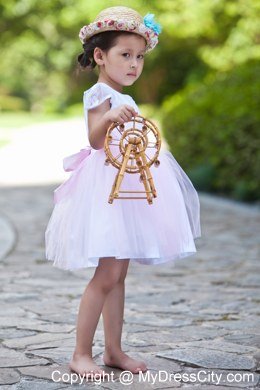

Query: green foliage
left=0, top=0, right=259, bottom=202
left=135, top=38, right=209, bottom=106
left=0, top=94, right=27, bottom=111
left=158, top=0, right=260, bottom=71
left=0, top=0, right=160, bottom=111
left=1, top=0, right=259, bottom=111
left=161, top=61, right=260, bottom=201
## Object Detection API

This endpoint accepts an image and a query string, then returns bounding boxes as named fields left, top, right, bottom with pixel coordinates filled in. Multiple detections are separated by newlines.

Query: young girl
left=45, top=6, right=201, bottom=379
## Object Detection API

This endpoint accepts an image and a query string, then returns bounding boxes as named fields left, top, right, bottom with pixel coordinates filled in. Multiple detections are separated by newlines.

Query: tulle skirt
left=45, top=147, right=201, bottom=270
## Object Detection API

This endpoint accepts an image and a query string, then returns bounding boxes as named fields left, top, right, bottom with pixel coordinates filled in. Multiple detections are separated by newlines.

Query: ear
left=93, top=47, right=105, bottom=66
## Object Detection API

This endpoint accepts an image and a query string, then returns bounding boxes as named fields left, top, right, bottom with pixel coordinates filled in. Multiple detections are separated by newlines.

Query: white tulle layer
left=45, top=148, right=201, bottom=270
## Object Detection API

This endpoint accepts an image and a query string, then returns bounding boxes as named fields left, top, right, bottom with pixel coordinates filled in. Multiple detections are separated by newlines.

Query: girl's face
left=94, top=34, right=146, bottom=89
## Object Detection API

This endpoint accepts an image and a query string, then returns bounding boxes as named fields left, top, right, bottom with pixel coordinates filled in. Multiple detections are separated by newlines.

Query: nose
left=131, top=59, right=138, bottom=68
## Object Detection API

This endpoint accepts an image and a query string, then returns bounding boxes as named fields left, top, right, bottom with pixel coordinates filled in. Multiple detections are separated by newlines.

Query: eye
left=122, top=53, right=144, bottom=59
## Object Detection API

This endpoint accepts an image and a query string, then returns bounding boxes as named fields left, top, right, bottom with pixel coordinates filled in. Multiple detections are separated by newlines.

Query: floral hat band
left=79, top=6, right=162, bottom=53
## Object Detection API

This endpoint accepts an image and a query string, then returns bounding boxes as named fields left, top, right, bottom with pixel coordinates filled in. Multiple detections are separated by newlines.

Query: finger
left=123, top=109, right=136, bottom=121
left=118, top=115, right=126, bottom=123
left=121, top=112, right=129, bottom=122
left=125, top=106, right=138, bottom=116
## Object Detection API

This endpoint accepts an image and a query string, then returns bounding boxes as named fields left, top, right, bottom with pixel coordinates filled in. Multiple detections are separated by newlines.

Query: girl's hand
left=107, top=105, right=138, bottom=124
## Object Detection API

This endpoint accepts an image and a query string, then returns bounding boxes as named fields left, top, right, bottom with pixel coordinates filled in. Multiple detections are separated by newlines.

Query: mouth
left=127, top=74, right=137, bottom=77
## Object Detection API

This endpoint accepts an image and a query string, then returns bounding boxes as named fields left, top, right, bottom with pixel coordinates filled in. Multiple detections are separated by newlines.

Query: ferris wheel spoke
left=144, top=128, right=152, bottom=135
left=116, top=126, right=124, bottom=136
left=114, top=152, right=123, bottom=161
left=145, top=153, right=153, bottom=162
left=112, top=134, right=121, bottom=140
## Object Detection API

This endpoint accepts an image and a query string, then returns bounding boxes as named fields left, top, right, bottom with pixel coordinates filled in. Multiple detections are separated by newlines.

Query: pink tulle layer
left=45, top=148, right=201, bottom=270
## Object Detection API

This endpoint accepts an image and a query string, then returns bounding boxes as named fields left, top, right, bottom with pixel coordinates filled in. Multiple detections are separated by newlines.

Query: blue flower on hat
left=143, top=13, right=162, bottom=35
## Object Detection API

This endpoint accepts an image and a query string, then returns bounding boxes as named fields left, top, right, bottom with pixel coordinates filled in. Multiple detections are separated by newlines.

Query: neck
left=97, top=76, right=123, bottom=93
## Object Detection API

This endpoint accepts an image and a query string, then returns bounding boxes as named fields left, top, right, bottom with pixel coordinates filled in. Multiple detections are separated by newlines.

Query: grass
left=0, top=111, right=67, bottom=129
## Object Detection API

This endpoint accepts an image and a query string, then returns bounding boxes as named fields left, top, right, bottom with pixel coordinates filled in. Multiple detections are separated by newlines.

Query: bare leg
left=102, top=259, right=147, bottom=373
left=69, top=257, right=128, bottom=377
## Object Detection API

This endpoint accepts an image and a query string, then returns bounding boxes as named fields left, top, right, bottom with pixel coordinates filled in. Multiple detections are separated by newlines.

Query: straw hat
left=79, top=6, right=162, bottom=53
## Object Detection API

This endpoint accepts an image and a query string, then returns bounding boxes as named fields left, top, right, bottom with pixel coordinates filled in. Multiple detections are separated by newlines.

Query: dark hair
left=77, top=30, right=142, bottom=70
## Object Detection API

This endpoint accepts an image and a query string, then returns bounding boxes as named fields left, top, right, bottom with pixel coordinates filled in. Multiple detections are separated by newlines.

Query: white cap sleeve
left=83, top=83, right=112, bottom=110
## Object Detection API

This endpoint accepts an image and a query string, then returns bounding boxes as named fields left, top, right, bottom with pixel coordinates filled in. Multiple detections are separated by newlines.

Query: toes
left=134, top=366, right=143, bottom=373
left=141, top=363, right=147, bottom=371
left=135, top=363, right=147, bottom=373
left=85, top=370, right=95, bottom=378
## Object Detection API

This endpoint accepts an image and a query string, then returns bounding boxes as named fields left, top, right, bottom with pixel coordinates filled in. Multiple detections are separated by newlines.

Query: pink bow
left=63, top=146, right=92, bottom=172
left=53, top=146, right=92, bottom=204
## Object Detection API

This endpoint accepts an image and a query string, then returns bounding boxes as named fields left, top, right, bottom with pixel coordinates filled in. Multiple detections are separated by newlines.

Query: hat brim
left=79, top=20, right=159, bottom=52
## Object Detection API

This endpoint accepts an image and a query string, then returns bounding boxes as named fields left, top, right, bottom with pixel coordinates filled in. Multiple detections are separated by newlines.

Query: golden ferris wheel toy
left=104, top=115, right=161, bottom=205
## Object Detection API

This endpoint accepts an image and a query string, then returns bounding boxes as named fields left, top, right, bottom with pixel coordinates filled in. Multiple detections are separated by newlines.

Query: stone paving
left=0, top=186, right=259, bottom=389
left=0, top=119, right=259, bottom=389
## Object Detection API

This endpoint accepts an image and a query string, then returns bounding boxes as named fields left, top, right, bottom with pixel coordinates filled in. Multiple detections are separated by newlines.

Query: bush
left=0, top=96, right=26, bottom=111
left=161, top=61, right=260, bottom=202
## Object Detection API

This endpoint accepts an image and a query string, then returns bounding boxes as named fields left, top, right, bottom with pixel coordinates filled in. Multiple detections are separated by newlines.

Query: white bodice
left=83, top=82, right=140, bottom=144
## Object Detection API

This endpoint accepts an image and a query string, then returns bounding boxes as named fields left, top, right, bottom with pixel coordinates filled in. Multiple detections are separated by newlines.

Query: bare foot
left=69, top=353, right=106, bottom=379
left=103, top=350, right=147, bottom=374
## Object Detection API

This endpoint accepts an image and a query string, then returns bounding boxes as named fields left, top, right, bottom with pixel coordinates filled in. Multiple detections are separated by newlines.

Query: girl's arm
left=88, top=99, right=112, bottom=149
left=88, top=100, right=137, bottom=150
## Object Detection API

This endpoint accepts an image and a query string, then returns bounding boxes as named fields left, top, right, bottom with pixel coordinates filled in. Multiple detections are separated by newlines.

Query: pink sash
left=53, top=146, right=92, bottom=204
